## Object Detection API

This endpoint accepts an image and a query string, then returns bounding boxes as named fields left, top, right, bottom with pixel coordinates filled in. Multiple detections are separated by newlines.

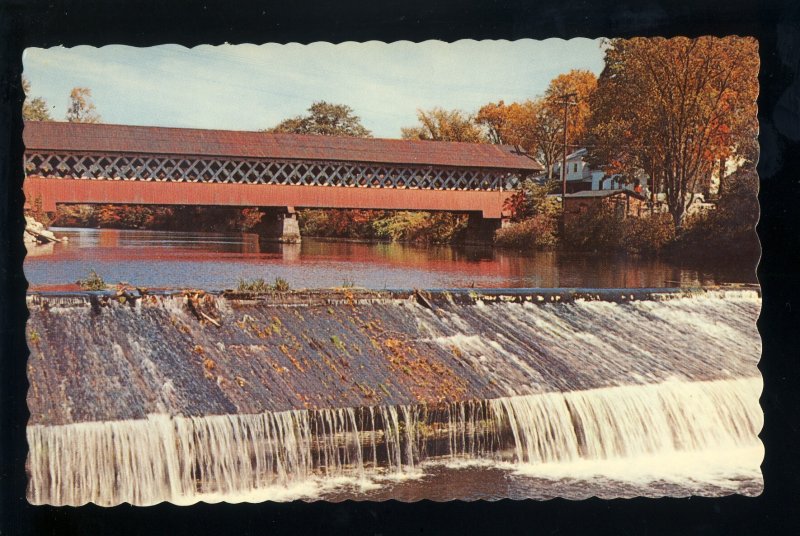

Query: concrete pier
left=254, top=207, right=301, bottom=243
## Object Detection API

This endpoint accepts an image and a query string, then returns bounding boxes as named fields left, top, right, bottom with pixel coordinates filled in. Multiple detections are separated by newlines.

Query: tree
left=586, top=37, right=758, bottom=228
left=477, top=100, right=532, bottom=147
left=22, top=77, right=52, bottom=121
left=401, top=108, right=484, bottom=142
left=475, top=100, right=512, bottom=144
left=543, top=69, right=598, bottom=148
left=476, top=99, right=562, bottom=179
left=66, top=87, right=101, bottom=123
left=270, top=101, right=371, bottom=137
left=527, top=100, right=566, bottom=180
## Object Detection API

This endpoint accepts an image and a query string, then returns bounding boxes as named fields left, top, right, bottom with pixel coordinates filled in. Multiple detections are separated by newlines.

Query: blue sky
left=23, top=39, right=605, bottom=139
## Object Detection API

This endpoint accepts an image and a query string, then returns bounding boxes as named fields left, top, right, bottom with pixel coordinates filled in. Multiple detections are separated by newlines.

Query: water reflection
left=24, top=227, right=756, bottom=290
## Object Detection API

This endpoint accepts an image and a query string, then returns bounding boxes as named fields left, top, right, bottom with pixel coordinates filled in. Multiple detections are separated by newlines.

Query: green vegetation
left=494, top=213, right=560, bottom=249
left=52, top=204, right=264, bottom=232
left=28, top=329, right=40, bottom=345
left=621, top=213, right=676, bottom=255
left=298, top=209, right=468, bottom=244
left=236, top=278, right=271, bottom=293
left=77, top=270, right=107, bottom=291
left=272, top=277, right=290, bottom=292
left=22, top=77, right=52, bottom=121
left=495, top=179, right=561, bottom=250
left=236, top=277, right=291, bottom=293
left=330, top=335, right=346, bottom=351
left=372, top=211, right=467, bottom=244
left=401, top=108, right=483, bottom=142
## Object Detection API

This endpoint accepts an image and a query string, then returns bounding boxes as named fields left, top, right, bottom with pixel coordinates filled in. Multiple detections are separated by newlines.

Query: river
left=24, top=227, right=757, bottom=290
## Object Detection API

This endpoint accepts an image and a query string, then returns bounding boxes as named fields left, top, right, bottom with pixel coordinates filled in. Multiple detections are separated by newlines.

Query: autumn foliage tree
left=269, top=101, right=372, bottom=138
left=22, top=77, right=52, bottom=121
left=477, top=100, right=557, bottom=179
left=65, top=87, right=101, bottom=123
left=543, top=69, right=597, bottom=148
left=587, top=37, right=759, bottom=227
left=401, top=108, right=484, bottom=142
left=476, top=71, right=597, bottom=180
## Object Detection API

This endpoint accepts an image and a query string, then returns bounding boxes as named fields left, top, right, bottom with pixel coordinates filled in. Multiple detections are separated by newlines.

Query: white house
left=551, top=148, right=646, bottom=194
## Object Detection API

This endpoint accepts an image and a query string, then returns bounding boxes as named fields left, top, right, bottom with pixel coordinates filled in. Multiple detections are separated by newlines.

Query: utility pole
left=555, top=93, right=577, bottom=210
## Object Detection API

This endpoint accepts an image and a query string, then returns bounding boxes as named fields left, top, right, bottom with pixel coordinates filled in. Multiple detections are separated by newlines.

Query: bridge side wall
left=24, top=177, right=513, bottom=219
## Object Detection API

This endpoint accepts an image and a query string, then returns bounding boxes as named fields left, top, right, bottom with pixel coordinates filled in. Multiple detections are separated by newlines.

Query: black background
left=2, top=0, right=799, bottom=534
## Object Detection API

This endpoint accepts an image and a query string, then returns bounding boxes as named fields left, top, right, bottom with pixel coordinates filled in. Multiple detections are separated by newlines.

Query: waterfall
left=27, top=377, right=761, bottom=506
left=25, top=289, right=762, bottom=504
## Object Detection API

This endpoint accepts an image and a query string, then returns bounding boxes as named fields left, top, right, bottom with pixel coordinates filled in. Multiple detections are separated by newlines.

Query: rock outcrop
left=24, top=215, right=66, bottom=248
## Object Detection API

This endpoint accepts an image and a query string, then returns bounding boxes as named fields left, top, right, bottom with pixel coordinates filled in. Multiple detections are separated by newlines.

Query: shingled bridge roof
left=23, top=121, right=543, bottom=172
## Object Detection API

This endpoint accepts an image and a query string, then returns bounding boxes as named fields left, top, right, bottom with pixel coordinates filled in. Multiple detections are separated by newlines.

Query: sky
left=23, top=39, right=605, bottom=139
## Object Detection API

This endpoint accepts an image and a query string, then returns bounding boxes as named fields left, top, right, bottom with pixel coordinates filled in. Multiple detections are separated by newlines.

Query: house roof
left=23, top=121, right=543, bottom=171
left=565, top=148, right=588, bottom=160
left=563, top=189, right=647, bottom=201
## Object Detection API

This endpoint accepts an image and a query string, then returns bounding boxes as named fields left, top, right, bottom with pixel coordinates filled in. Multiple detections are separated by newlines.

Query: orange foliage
left=543, top=69, right=598, bottom=147
left=587, top=36, right=758, bottom=227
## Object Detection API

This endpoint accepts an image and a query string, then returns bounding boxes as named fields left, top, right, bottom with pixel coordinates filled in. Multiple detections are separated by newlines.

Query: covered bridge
left=23, top=121, right=542, bottom=241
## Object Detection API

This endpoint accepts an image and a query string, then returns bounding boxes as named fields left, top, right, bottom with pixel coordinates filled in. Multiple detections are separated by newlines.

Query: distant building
left=552, top=149, right=647, bottom=194
left=562, top=189, right=648, bottom=227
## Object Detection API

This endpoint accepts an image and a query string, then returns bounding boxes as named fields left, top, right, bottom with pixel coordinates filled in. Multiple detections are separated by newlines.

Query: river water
left=25, top=228, right=757, bottom=290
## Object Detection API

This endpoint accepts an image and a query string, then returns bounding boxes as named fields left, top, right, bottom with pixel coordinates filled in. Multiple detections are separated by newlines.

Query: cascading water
left=26, top=289, right=762, bottom=504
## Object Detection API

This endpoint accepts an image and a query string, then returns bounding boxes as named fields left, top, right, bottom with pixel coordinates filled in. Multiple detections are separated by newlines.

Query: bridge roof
left=24, top=121, right=543, bottom=171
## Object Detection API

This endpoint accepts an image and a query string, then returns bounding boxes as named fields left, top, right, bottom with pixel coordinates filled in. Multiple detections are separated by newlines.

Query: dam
left=25, top=288, right=763, bottom=505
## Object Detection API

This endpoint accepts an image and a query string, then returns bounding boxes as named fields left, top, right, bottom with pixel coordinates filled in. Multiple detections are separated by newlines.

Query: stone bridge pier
left=251, top=207, right=301, bottom=243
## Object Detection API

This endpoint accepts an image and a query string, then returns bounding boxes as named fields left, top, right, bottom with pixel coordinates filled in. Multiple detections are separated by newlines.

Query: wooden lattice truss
left=25, top=153, right=527, bottom=191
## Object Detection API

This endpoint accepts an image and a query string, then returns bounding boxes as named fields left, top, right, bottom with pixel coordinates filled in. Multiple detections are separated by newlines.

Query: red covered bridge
left=23, top=121, right=542, bottom=241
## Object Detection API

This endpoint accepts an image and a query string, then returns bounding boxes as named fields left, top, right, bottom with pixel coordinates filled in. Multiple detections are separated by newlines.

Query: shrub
left=95, top=204, right=157, bottom=229
left=239, top=208, right=265, bottom=232
left=670, top=168, right=759, bottom=261
left=272, top=277, right=290, bottom=292
left=564, top=206, right=675, bottom=255
left=503, top=178, right=559, bottom=221
left=372, top=211, right=467, bottom=244
left=77, top=269, right=107, bottom=290
left=236, top=277, right=290, bottom=293
left=494, top=213, right=559, bottom=249
left=298, top=209, right=384, bottom=239
left=563, top=206, right=624, bottom=252
left=237, top=278, right=270, bottom=292
left=620, top=213, right=675, bottom=254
